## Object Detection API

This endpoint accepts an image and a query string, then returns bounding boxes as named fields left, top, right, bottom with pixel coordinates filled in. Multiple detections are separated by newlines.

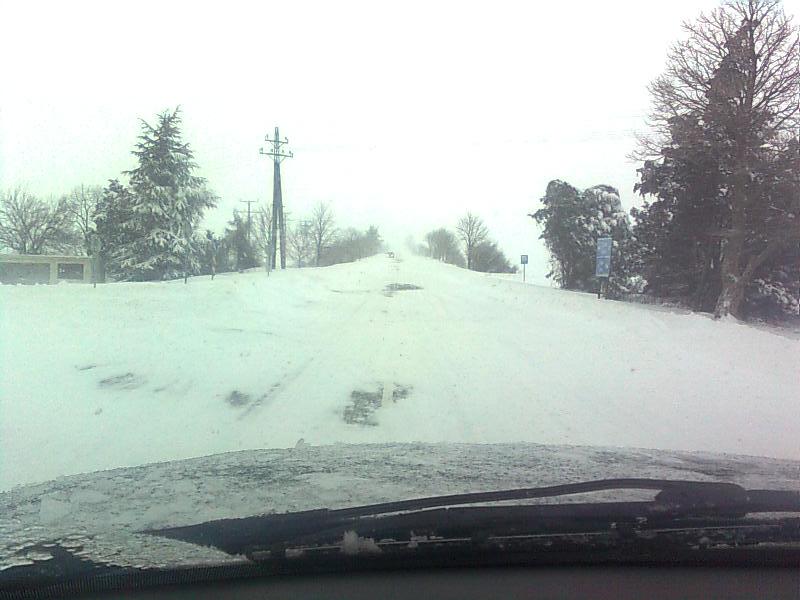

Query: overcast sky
left=2, top=0, right=796, bottom=282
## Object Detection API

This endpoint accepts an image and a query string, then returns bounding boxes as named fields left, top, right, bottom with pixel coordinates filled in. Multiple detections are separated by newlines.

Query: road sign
left=595, top=237, right=612, bottom=278
left=520, top=255, right=528, bottom=264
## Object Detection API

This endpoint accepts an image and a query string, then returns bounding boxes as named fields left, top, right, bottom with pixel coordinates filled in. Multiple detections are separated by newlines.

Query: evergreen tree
left=94, top=179, right=135, bottom=280
left=630, top=114, right=727, bottom=310
left=194, top=230, right=230, bottom=277
left=531, top=180, right=634, bottom=294
left=224, top=210, right=259, bottom=270
left=472, top=240, right=516, bottom=273
left=635, top=0, right=799, bottom=319
left=115, top=107, right=216, bottom=281
left=362, top=225, right=383, bottom=256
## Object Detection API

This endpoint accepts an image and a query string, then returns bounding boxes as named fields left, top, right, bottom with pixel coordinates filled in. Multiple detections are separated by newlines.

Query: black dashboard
left=78, top=566, right=799, bottom=600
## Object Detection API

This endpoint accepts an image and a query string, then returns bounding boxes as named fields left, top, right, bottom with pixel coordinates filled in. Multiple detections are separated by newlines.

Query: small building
left=0, top=254, right=94, bottom=285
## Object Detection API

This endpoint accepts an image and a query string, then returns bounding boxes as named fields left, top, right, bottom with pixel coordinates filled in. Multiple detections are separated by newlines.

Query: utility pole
left=259, top=127, right=293, bottom=269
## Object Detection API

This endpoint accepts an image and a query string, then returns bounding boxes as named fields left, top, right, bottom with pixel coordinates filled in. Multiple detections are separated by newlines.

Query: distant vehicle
left=387, top=251, right=395, bottom=258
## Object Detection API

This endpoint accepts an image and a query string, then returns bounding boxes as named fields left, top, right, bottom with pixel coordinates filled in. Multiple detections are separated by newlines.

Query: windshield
left=1, top=0, right=798, bottom=587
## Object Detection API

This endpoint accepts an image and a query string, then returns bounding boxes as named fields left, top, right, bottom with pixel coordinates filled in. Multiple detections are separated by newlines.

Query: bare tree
left=0, top=188, right=74, bottom=254
left=288, top=220, right=314, bottom=267
left=342, top=227, right=364, bottom=261
left=424, top=228, right=464, bottom=266
left=456, top=212, right=489, bottom=270
left=636, top=0, right=798, bottom=159
left=66, top=184, right=103, bottom=255
left=637, top=0, right=799, bottom=318
left=309, top=202, right=336, bottom=266
left=252, top=202, right=273, bottom=266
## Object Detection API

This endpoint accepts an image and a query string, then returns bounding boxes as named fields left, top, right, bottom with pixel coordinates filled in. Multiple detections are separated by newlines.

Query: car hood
left=2, top=442, right=799, bottom=572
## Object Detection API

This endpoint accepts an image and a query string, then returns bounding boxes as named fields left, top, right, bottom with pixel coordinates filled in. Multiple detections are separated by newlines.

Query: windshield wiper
left=5, top=479, right=796, bottom=596
left=146, top=478, right=800, bottom=558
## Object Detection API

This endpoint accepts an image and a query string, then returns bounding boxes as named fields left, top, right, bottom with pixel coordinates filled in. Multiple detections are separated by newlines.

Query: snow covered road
left=1, top=254, right=798, bottom=490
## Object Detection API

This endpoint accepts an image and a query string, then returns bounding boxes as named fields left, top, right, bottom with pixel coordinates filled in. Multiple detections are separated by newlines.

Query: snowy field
left=1, top=254, right=798, bottom=491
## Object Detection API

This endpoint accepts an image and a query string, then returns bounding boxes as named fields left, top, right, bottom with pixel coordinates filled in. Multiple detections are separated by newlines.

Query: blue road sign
left=520, top=255, right=528, bottom=265
left=596, top=237, right=612, bottom=278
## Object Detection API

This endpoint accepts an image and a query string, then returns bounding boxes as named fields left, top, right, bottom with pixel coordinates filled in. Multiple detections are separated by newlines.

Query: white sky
left=2, top=0, right=795, bottom=282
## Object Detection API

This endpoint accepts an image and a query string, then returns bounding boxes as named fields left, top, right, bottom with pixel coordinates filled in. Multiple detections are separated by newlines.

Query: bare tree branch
left=0, top=189, right=75, bottom=254
left=456, top=212, right=489, bottom=270
left=309, top=202, right=336, bottom=267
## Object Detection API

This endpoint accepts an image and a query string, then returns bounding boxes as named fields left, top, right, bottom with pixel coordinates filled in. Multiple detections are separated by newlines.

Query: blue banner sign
left=596, top=237, right=612, bottom=278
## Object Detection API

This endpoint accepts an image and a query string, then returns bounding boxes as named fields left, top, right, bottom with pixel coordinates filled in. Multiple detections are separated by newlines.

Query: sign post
left=520, top=254, right=528, bottom=283
left=88, top=234, right=102, bottom=288
left=595, top=237, right=612, bottom=299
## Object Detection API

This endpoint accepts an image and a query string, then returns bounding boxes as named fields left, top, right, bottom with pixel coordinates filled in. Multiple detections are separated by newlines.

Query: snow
left=341, top=531, right=381, bottom=555
left=1, top=254, right=798, bottom=491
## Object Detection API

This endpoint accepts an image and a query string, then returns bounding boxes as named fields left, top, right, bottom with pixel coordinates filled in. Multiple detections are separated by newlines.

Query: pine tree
left=115, top=107, right=216, bottom=281
left=93, top=179, right=135, bottom=281
left=530, top=180, right=583, bottom=288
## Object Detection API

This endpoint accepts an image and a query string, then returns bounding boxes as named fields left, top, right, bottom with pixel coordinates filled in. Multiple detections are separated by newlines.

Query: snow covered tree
left=635, top=0, right=799, bottom=319
left=113, top=107, right=216, bottom=281
left=631, top=114, right=728, bottom=310
left=746, top=243, right=800, bottom=318
left=193, top=230, right=228, bottom=277
left=530, top=180, right=583, bottom=288
left=94, top=179, right=136, bottom=280
left=531, top=180, right=634, bottom=294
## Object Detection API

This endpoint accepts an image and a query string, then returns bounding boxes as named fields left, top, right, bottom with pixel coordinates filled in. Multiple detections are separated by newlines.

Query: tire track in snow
left=242, top=272, right=385, bottom=427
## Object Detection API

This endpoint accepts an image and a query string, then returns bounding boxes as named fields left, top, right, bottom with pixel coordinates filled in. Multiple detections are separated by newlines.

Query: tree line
left=206, top=200, right=383, bottom=275
left=414, top=212, right=517, bottom=274
left=0, top=108, right=384, bottom=281
left=533, top=0, right=798, bottom=322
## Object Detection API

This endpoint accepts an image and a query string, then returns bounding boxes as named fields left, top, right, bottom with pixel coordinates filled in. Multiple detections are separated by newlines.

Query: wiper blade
left=145, top=478, right=800, bottom=557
